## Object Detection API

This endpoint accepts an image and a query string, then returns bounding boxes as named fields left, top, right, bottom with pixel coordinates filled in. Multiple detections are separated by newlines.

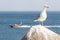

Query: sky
left=0, top=0, right=60, bottom=11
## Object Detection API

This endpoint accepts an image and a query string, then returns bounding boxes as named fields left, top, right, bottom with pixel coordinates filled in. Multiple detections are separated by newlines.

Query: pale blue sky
left=0, top=0, right=60, bottom=11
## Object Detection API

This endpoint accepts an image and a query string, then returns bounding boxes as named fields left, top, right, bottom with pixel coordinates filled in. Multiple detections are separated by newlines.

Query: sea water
left=0, top=11, right=60, bottom=40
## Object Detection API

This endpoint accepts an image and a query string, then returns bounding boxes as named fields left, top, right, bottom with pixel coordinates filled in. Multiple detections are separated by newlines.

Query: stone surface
left=21, top=25, right=60, bottom=40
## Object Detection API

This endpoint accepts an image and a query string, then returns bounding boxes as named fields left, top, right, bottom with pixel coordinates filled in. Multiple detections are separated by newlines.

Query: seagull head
left=44, top=4, right=49, bottom=8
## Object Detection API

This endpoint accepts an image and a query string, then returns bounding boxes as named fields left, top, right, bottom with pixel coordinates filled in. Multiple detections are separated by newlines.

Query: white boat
left=9, top=22, right=31, bottom=28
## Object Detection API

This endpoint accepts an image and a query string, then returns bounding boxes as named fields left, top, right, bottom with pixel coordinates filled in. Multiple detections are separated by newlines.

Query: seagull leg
left=42, top=22, right=43, bottom=26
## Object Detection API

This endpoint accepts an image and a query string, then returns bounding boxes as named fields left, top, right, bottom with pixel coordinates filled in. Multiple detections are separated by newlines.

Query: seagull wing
left=34, top=13, right=40, bottom=20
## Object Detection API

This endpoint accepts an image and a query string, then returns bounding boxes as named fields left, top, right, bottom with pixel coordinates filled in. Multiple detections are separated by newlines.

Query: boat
left=9, top=22, right=31, bottom=28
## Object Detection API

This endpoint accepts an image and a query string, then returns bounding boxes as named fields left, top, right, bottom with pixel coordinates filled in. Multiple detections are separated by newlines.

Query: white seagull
left=34, top=4, right=49, bottom=25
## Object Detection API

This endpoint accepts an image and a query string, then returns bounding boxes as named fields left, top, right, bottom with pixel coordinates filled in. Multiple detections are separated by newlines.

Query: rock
left=21, top=25, right=60, bottom=40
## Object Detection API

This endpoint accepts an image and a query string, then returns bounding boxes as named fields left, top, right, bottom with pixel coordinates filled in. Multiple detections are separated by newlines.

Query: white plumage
left=34, top=4, right=49, bottom=25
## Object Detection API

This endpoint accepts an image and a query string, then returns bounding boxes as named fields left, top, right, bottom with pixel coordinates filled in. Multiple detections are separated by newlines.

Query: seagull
left=34, top=4, right=49, bottom=25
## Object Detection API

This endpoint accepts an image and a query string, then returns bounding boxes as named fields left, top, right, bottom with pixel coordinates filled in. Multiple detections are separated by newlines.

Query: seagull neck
left=43, top=8, right=47, bottom=13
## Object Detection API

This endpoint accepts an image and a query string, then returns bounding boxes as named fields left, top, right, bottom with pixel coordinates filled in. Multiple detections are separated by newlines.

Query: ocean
left=0, top=11, right=60, bottom=40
